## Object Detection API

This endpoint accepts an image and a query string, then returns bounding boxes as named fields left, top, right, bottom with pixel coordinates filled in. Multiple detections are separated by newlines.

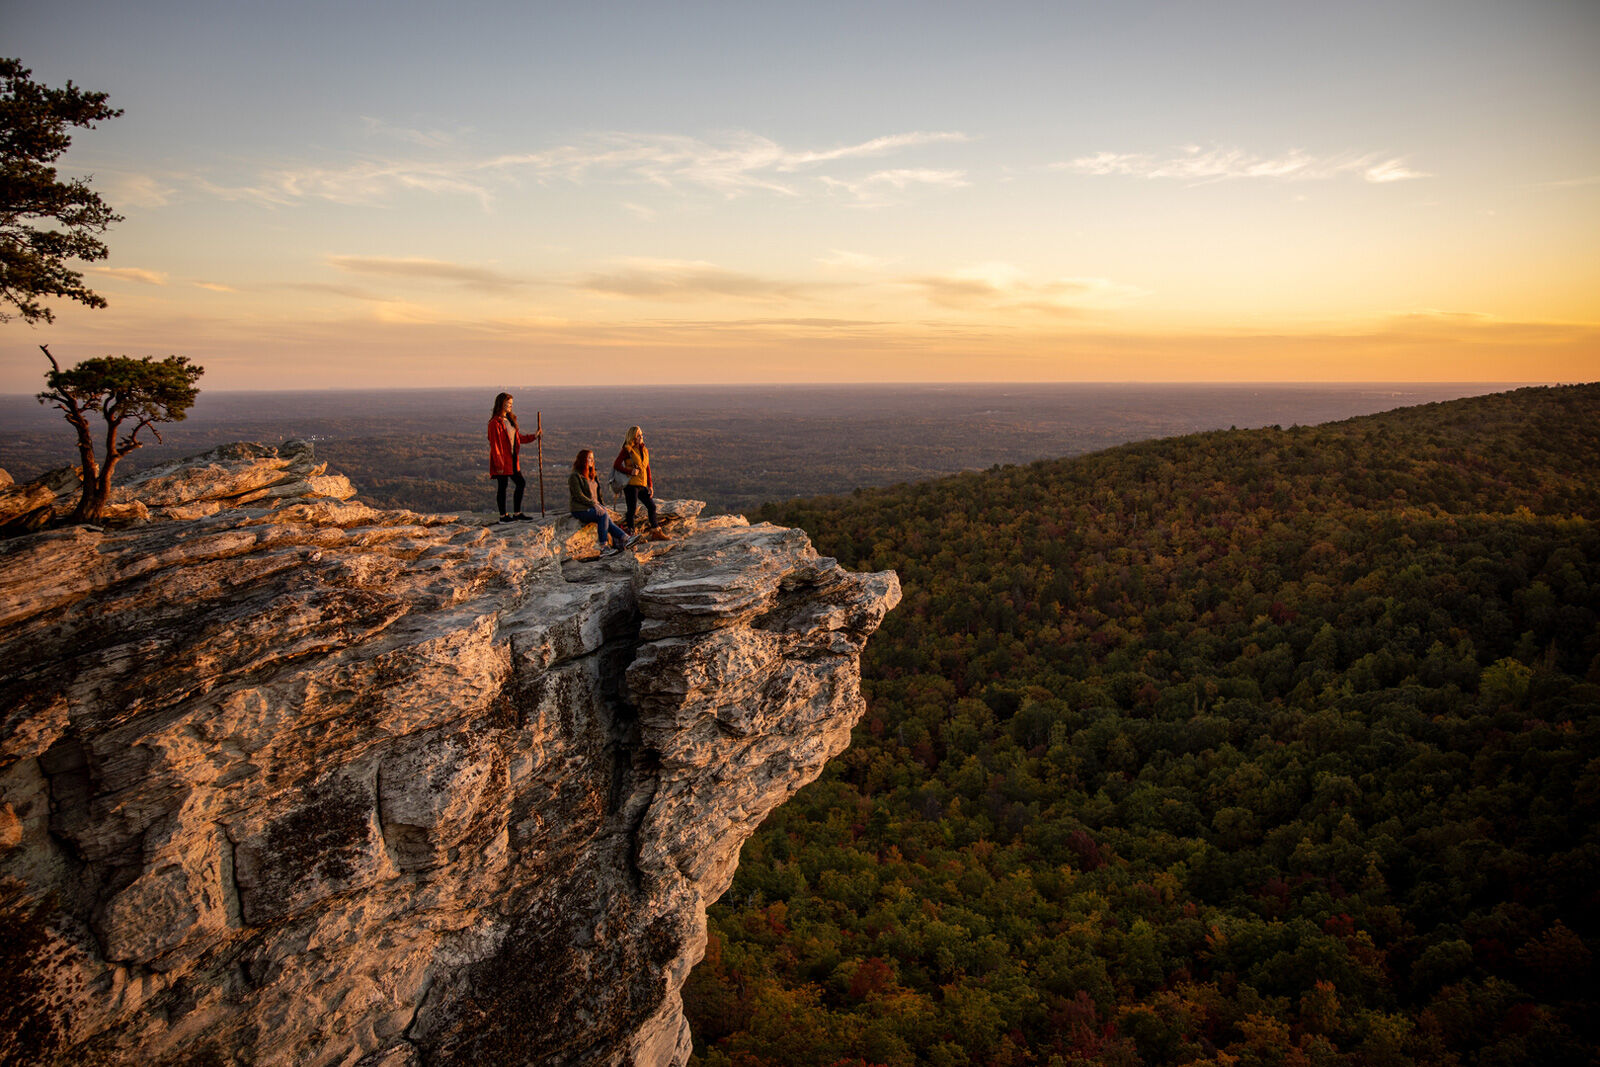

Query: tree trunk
left=74, top=471, right=107, bottom=523
left=69, top=431, right=102, bottom=524
left=75, top=444, right=129, bottom=524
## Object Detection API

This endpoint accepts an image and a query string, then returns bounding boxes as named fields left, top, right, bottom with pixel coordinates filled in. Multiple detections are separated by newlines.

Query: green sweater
left=569, top=471, right=602, bottom=512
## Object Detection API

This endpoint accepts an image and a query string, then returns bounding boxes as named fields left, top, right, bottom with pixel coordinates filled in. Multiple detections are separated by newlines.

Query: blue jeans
left=571, top=507, right=627, bottom=549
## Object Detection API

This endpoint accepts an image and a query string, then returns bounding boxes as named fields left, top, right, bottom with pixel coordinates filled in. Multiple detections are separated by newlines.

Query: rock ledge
left=0, top=443, right=899, bottom=1066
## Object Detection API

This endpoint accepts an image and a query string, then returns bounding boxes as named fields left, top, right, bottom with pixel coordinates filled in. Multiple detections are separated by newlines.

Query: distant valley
left=1, top=383, right=1512, bottom=516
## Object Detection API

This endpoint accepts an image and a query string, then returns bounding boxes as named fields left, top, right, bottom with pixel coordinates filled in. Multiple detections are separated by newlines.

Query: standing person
left=569, top=449, right=635, bottom=556
left=613, top=425, right=666, bottom=540
left=487, top=392, right=540, bottom=523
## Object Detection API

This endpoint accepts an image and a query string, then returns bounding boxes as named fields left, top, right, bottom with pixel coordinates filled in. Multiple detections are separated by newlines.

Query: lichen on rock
left=0, top=442, right=899, bottom=1066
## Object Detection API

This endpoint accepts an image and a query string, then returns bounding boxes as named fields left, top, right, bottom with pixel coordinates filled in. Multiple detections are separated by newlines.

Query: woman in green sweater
left=569, top=449, right=634, bottom=555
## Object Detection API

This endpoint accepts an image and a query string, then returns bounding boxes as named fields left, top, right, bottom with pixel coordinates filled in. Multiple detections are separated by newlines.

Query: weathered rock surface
left=1, top=439, right=357, bottom=535
left=0, top=478, right=56, bottom=535
left=0, top=444, right=898, bottom=1066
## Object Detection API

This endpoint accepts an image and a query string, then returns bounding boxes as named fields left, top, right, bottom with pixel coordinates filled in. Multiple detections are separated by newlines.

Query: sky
left=2, top=0, right=1597, bottom=390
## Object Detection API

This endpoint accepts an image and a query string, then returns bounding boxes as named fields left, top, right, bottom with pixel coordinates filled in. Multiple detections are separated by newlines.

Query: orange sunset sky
left=3, top=0, right=1597, bottom=391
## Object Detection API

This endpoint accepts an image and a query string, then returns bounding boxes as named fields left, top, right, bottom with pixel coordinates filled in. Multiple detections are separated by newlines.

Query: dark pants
left=624, top=485, right=658, bottom=529
left=495, top=473, right=525, bottom=515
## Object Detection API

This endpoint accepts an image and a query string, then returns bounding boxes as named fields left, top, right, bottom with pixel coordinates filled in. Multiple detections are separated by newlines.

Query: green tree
left=1, top=58, right=123, bottom=324
left=37, top=344, right=203, bottom=523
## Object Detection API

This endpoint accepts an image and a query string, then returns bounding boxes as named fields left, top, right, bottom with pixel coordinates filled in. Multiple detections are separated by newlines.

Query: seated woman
left=569, top=449, right=635, bottom=556
left=613, top=425, right=666, bottom=540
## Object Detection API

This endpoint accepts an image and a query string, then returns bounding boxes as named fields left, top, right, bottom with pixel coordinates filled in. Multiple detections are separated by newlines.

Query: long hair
left=572, top=449, right=593, bottom=474
left=625, top=425, right=644, bottom=449
left=492, top=392, right=518, bottom=430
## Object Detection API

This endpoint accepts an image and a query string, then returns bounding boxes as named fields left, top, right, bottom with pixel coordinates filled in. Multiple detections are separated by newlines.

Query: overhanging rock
left=0, top=446, right=898, bottom=1066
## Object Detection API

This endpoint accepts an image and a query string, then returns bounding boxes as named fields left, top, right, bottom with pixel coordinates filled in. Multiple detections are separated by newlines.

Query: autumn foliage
left=685, top=384, right=1600, bottom=1066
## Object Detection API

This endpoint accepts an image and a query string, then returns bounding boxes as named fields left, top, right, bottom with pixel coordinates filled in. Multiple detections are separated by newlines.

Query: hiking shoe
left=623, top=534, right=642, bottom=549
left=499, top=515, right=515, bottom=524
left=513, top=513, right=535, bottom=521
left=647, top=528, right=670, bottom=541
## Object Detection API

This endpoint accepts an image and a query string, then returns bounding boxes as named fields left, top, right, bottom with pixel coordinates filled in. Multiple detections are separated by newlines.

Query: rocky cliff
left=0, top=443, right=899, bottom=1066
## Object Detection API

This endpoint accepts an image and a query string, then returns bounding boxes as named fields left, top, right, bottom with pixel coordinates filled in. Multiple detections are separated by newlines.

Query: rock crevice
left=0, top=442, right=898, bottom=1066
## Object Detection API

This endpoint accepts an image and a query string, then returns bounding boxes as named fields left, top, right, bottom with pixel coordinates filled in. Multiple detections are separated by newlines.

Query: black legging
left=624, top=484, right=658, bottom=529
left=495, top=472, right=526, bottom=515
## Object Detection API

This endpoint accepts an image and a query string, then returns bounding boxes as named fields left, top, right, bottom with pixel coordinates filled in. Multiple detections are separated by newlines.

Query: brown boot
left=648, top=527, right=670, bottom=541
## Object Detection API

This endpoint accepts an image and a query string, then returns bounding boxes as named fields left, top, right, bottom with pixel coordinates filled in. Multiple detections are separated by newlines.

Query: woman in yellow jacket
left=612, top=425, right=664, bottom=539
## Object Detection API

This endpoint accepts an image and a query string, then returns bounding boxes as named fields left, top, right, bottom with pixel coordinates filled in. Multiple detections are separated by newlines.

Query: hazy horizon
left=1, top=377, right=1546, bottom=400
left=2, top=381, right=1526, bottom=512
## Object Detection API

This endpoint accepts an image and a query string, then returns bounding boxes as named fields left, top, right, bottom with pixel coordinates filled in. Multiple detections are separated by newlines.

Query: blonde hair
left=625, top=426, right=644, bottom=447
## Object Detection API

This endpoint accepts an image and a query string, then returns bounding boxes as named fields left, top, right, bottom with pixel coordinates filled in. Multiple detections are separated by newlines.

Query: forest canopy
left=685, top=384, right=1600, bottom=1067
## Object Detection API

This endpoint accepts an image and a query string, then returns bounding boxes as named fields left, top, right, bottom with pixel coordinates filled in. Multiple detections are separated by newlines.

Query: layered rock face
left=0, top=438, right=357, bottom=534
left=0, top=444, right=899, bottom=1065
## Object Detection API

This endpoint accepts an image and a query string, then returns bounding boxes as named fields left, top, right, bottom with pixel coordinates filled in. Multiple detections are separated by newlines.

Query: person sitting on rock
left=569, top=450, right=636, bottom=556
left=488, top=392, right=540, bottom=523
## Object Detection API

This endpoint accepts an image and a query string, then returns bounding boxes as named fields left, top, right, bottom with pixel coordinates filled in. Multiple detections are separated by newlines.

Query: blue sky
left=3, top=0, right=1596, bottom=388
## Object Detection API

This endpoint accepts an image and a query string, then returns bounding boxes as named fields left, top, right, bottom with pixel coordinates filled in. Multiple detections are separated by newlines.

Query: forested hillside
left=686, top=384, right=1600, bottom=1066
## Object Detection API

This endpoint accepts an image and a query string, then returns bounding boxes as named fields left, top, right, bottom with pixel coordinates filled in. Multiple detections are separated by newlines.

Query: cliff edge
left=0, top=443, right=900, bottom=1066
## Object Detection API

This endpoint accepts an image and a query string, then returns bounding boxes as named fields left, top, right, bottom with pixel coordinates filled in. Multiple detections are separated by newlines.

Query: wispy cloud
left=1371, top=309, right=1593, bottom=346
left=1059, top=145, right=1430, bottom=184
left=193, top=281, right=237, bottom=293
left=491, top=129, right=971, bottom=197
left=197, top=164, right=499, bottom=210
left=578, top=258, right=821, bottom=302
left=281, top=281, right=386, bottom=301
left=691, top=317, right=885, bottom=329
left=821, top=168, right=969, bottom=203
left=1362, top=159, right=1430, bottom=183
left=104, top=173, right=177, bottom=209
left=818, top=249, right=892, bottom=271
left=92, top=266, right=168, bottom=285
left=1389, top=308, right=1498, bottom=325
left=328, top=255, right=522, bottom=292
left=193, top=129, right=971, bottom=209
left=1537, top=174, right=1600, bottom=189
left=907, top=263, right=1147, bottom=314
left=359, top=116, right=459, bottom=148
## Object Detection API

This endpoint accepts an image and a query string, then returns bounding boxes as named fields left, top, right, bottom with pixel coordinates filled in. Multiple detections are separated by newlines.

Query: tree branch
left=119, top=416, right=159, bottom=453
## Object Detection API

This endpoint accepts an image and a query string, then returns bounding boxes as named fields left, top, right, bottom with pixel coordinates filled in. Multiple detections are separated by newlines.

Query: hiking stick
left=537, top=411, right=545, bottom=516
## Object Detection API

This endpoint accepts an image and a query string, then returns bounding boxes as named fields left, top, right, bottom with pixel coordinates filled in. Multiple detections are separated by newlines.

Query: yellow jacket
left=619, top=443, right=651, bottom=489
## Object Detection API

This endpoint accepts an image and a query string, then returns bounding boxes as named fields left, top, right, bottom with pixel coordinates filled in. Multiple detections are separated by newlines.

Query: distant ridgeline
left=687, top=384, right=1600, bottom=1066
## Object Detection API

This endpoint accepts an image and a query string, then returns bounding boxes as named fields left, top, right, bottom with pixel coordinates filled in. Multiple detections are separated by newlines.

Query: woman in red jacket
left=487, top=392, right=541, bottom=522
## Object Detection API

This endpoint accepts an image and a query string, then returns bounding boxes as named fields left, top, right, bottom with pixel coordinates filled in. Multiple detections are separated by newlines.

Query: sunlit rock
left=2, top=438, right=361, bottom=532
left=0, top=443, right=898, bottom=1066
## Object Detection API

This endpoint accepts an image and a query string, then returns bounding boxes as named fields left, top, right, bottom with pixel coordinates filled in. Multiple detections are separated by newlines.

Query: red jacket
left=488, top=417, right=536, bottom=476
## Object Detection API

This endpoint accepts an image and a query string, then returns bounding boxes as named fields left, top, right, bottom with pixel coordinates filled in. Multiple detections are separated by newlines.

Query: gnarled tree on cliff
left=37, top=344, right=203, bottom=522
